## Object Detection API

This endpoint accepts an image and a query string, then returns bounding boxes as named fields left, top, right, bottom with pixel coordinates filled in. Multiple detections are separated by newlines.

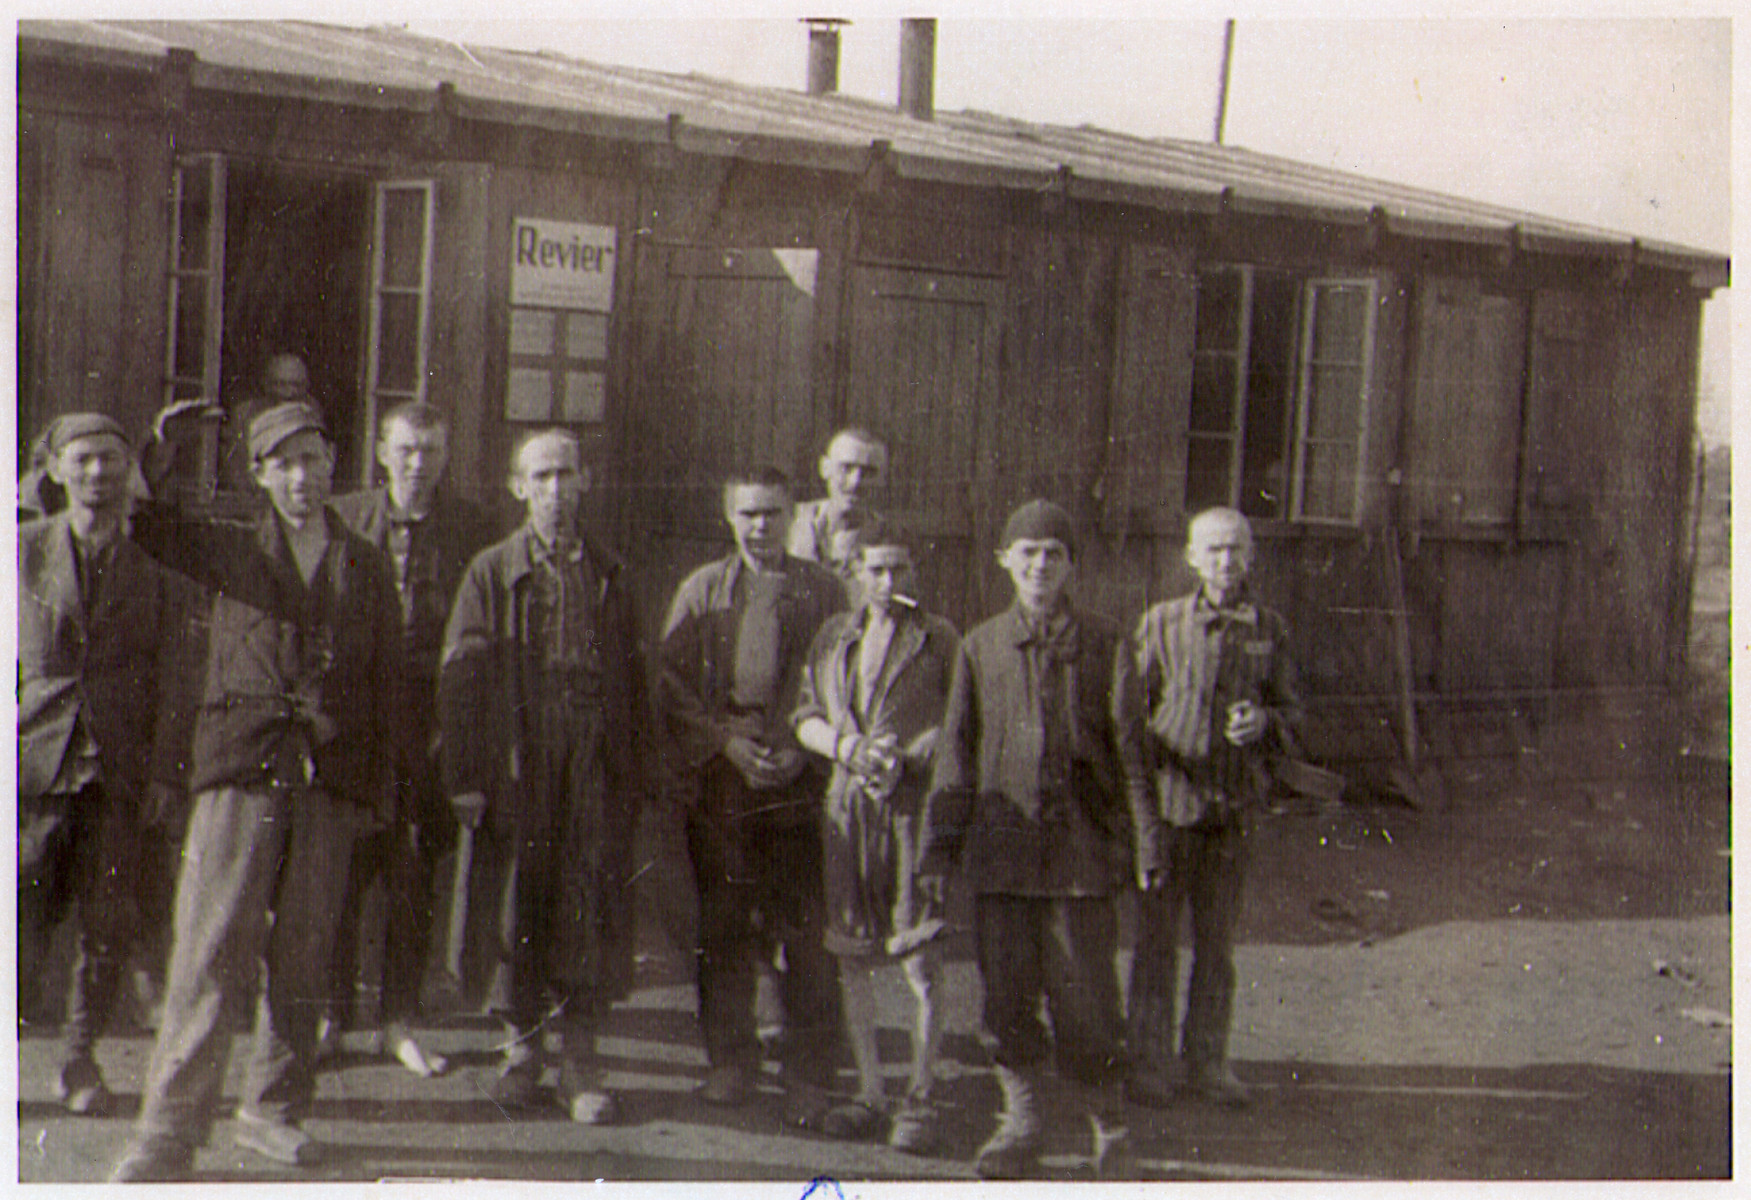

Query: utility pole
left=1214, top=19, right=1236, bottom=144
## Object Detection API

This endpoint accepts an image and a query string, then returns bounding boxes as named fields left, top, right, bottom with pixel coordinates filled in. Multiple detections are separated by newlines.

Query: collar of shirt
left=1010, top=601, right=1077, bottom=655
left=1193, top=589, right=1258, bottom=629
left=529, top=527, right=585, bottom=567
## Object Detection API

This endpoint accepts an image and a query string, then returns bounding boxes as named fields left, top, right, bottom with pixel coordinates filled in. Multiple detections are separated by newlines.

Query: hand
left=451, top=791, right=487, bottom=830
left=725, top=735, right=787, bottom=790
left=1225, top=700, right=1269, bottom=747
left=843, top=732, right=899, bottom=777
left=765, top=744, right=808, bottom=787
left=1137, top=865, right=1166, bottom=892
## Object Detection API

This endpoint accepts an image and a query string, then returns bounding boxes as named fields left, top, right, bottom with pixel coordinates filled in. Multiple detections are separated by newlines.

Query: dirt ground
left=17, top=748, right=1731, bottom=1182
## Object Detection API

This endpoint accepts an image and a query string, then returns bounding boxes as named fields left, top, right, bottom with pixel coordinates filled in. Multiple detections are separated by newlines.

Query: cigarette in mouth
left=890, top=593, right=918, bottom=608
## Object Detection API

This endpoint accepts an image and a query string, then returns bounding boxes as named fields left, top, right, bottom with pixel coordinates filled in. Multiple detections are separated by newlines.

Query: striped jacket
left=1130, top=589, right=1303, bottom=869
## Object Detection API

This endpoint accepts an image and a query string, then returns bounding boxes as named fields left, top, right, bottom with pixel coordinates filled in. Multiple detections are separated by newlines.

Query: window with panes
left=1187, top=266, right=1376, bottom=523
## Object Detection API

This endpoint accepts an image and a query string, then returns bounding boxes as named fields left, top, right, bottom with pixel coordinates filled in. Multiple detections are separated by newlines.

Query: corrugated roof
left=20, top=19, right=1728, bottom=282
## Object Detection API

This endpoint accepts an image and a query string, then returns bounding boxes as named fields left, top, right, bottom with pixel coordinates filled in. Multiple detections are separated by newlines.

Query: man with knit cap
left=19, top=414, right=195, bottom=1116
left=1125, top=506, right=1303, bottom=1110
left=111, top=400, right=401, bottom=1181
left=921, top=499, right=1147, bottom=1180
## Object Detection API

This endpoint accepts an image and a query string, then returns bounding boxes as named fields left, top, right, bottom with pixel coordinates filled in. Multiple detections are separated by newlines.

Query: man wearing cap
left=920, top=499, right=1147, bottom=1180
left=1125, top=507, right=1303, bottom=1110
left=219, top=352, right=322, bottom=499
left=112, top=400, right=401, bottom=1180
left=19, top=414, right=196, bottom=1116
left=786, top=427, right=890, bottom=581
left=438, top=428, right=652, bottom=1122
left=324, top=401, right=496, bottom=1077
left=658, top=467, right=847, bottom=1127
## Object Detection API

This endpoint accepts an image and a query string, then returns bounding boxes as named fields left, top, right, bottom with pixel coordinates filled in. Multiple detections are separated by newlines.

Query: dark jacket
left=438, top=523, right=653, bottom=831
left=923, top=602, right=1148, bottom=898
left=657, top=551, right=847, bottom=788
left=18, top=515, right=197, bottom=805
left=331, top=485, right=497, bottom=747
left=131, top=503, right=400, bottom=813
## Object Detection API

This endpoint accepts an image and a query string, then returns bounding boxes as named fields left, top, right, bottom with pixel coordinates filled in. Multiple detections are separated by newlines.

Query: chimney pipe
left=804, top=18, right=847, bottom=97
left=898, top=18, right=936, bottom=121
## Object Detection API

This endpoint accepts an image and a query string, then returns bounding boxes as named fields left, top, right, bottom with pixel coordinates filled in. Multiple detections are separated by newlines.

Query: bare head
left=262, top=353, right=312, bottom=402
left=722, top=466, right=795, bottom=572
left=509, top=428, right=588, bottom=541
left=377, top=402, right=450, bottom=515
left=818, top=427, right=887, bottom=512
left=1185, top=506, right=1254, bottom=605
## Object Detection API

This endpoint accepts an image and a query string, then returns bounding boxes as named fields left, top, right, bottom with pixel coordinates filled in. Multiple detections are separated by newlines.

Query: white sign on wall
left=510, top=218, right=617, bottom=310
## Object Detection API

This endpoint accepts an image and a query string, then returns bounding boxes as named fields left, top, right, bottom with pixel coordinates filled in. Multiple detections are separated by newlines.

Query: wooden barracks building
left=18, top=20, right=1729, bottom=789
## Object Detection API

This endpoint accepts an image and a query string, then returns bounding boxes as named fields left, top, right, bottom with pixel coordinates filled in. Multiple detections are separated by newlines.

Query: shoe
left=1124, top=1069, right=1180, bottom=1110
left=110, top=1137, right=194, bottom=1183
left=695, top=1065, right=752, bottom=1106
left=975, top=1067, right=1043, bottom=1180
left=1187, top=1061, right=1252, bottom=1108
left=53, top=1054, right=114, bottom=1116
left=565, top=1089, right=621, bottom=1125
left=386, top=1021, right=448, bottom=1078
left=781, top=1079, right=833, bottom=1132
left=819, top=1099, right=885, bottom=1141
left=1090, top=1114, right=1136, bottom=1179
left=486, top=1054, right=545, bottom=1109
left=234, top=1111, right=323, bottom=1166
left=887, top=1099, right=942, bottom=1155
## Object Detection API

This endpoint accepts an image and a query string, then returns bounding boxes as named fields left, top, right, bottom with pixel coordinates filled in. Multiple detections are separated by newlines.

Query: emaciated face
left=510, top=433, right=585, bottom=539
left=723, top=483, right=794, bottom=569
left=1185, top=509, right=1254, bottom=603
left=997, top=537, right=1072, bottom=613
left=377, top=417, right=450, bottom=514
left=252, top=429, right=335, bottom=524
left=854, top=544, right=916, bottom=614
left=819, top=435, right=887, bottom=511
left=49, top=433, right=131, bottom=514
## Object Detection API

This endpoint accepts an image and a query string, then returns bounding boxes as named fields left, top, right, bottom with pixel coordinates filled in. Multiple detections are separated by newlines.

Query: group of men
left=19, top=379, right=1302, bottom=1183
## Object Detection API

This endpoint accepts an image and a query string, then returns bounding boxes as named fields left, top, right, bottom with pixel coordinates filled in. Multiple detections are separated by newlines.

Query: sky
left=401, top=11, right=1733, bottom=439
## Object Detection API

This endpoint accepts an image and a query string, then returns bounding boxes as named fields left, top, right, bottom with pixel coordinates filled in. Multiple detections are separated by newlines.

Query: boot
left=975, top=1066, right=1044, bottom=1180
left=1186, top=1058, right=1251, bottom=1108
left=1084, top=1081, right=1135, bottom=1179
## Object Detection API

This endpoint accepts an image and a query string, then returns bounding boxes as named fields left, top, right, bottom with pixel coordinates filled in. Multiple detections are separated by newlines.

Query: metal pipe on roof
left=1214, top=19, right=1235, bottom=144
left=899, top=18, right=935, bottom=121
left=804, top=18, right=846, bottom=97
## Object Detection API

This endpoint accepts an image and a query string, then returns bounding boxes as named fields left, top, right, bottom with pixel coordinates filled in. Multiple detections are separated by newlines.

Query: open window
left=159, top=155, right=431, bottom=493
left=360, top=181, right=435, bottom=480
left=1187, top=266, right=1376, bottom=523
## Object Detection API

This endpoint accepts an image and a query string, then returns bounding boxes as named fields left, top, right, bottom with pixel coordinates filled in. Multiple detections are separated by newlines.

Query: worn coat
left=18, top=515, right=194, bottom=806
left=437, top=523, right=653, bottom=1000
left=439, top=523, right=652, bottom=824
left=791, top=606, right=959, bottom=952
left=131, top=504, right=400, bottom=815
left=923, top=602, right=1148, bottom=898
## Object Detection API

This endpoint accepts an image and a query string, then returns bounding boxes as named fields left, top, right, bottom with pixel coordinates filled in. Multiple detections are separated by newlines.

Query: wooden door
left=843, top=266, right=1005, bottom=629
left=624, top=244, right=819, bottom=611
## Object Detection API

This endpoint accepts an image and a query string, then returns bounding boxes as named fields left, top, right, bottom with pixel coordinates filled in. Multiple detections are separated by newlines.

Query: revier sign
left=510, top=218, right=617, bottom=310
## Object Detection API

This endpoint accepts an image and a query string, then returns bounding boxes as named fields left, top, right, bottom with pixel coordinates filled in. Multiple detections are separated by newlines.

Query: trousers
left=683, top=756, right=840, bottom=1089
left=135, top=786, right=355, bottom=1147
left=18, top=783, right=138, bottom=1060
left=1128, top=813, right=1251, bottom=1072
left=974, top=893, right=1126, bottom=1086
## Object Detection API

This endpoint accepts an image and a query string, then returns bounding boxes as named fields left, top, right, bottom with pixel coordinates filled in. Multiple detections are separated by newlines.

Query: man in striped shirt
left=1125, top=507, right=1303, bottom=1110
